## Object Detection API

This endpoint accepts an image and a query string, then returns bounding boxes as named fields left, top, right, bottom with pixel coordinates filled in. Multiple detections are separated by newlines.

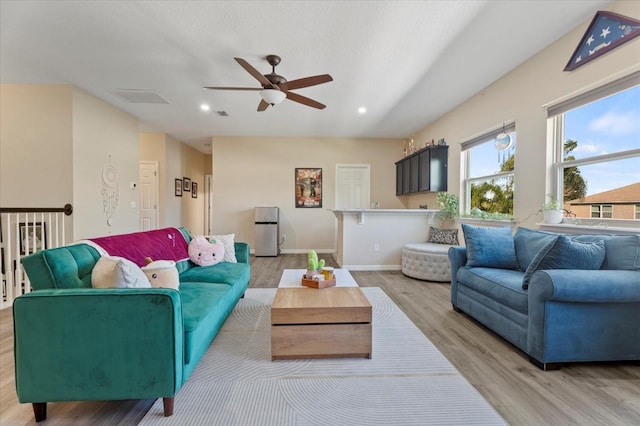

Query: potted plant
left=435, top=192, right=459, bottom=223
left=542, top=196, right=563, bottom=224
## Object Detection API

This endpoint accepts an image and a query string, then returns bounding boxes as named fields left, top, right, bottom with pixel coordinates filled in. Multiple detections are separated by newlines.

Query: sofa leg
left=529, top=357, right=562, bottom=371
left=163, top=397, right=174, bottom=417
left=32, top=402, right=47, bottom=422
left=241, top=292, right=245, bottom=298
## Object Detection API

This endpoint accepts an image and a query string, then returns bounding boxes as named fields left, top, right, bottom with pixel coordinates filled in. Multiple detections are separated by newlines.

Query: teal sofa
left=449, top=226, right=640, bottom=370
left=14, top=227, right=250, bottom=422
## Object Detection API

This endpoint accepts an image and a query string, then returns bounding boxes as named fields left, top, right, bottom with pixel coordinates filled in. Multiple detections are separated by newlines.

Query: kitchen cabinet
left=395, top=145, right=448, bottom=195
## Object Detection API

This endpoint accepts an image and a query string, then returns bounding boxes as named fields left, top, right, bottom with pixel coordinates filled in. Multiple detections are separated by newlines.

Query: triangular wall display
left=564, top=11, right=640, bottom=72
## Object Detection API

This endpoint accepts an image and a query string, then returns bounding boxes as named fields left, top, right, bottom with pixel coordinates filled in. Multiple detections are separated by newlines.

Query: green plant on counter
left=435, top=192, right=459, bottom=221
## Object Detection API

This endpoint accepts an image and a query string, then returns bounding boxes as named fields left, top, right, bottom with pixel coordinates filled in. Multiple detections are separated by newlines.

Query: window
left=461, top=123, right=516, bottom=216
left=549, top=72, right=640, bottom=223
left=636, top=205, right=640, bottom=220
left=591, top=205, right=612, bottom=218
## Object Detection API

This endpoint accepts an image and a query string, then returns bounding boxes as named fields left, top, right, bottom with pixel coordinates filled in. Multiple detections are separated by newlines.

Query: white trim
left=256, top=248, right=336, bottom=255
left=460, top=121, right=516, bottom=150
left=537, top=222, right=640, bottom=236
left=340, top=265, right=402, bottom=271
left=543, top=65, right=640, bottom=115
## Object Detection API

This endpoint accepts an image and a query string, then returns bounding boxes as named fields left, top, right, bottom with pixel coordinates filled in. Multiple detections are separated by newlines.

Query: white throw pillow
left=92, top=256, right=151, bottom=288
left=207, top=234, right=237, bottom=263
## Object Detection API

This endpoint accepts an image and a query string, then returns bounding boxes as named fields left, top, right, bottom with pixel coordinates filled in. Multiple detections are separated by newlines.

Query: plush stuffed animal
left=306, top=250, right=326, bottom=277
left=188, top=235, right=225, bottom=267
left=141, top=258, right=179, bottom=289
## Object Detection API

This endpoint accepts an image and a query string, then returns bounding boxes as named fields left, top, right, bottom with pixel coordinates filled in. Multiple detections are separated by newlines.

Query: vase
left=543, top=209, right=563, bottom=224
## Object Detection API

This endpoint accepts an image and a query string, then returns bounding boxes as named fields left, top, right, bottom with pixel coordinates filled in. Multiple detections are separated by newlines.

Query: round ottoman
left=401, top=243, right=453, bottom=282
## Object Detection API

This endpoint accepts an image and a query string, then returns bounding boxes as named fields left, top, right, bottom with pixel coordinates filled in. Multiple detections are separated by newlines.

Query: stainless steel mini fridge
left=254, top=207, right=279, bottom=257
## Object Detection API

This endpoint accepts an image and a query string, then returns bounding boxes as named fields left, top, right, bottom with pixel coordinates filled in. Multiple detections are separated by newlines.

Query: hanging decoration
left=494, top=123, right=513, bottom=164
left=564, top=11, right=640, bottom=72
left=101, top=155, right=119, bottom=227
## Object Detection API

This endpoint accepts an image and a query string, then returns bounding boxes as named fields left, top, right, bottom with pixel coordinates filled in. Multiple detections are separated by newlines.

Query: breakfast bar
left=332, top=209, right=439, bottom=270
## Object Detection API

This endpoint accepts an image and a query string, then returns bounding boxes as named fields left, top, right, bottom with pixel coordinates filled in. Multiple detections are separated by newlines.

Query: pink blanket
left=89, top=227, right=189, bottom=266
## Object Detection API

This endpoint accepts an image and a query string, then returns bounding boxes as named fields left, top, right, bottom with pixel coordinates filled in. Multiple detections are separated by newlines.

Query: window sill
left=538, top=220, right=640, bottom=235
left=458, top=217, right=514, bottom=227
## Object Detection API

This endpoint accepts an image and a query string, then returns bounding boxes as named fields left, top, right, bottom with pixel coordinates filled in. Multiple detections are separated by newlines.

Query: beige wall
left=409, top=1, right=640, bottom=228
left=0, top=84, right=140, bottom=240
left=210, top=136, right=403, bottom=251
left=178, top=138, right=208, bottom=235
left=140, top=132, right=209, bottom=235
left=71, top=87, right=140, bottom=239
left=0, top=85, right=73, bottom=208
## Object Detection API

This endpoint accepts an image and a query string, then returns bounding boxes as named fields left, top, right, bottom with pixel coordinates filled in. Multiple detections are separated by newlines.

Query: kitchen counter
left=332, top=209, right=441, bottom=270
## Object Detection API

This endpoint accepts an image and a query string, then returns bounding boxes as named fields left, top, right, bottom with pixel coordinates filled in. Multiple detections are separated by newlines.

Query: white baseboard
left=279, top=248, right=336, bottom=254
left=250, top=249, right=336, bottom=255
left=341, top=265, right=402, bottom=271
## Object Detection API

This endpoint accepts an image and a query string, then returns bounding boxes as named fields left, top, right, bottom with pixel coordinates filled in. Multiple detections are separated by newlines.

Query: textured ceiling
left=0, top=1, right=611, bottom=153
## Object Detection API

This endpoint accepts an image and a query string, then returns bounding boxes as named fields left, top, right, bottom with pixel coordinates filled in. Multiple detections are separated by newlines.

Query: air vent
left=216, top=111, right=229, bottom=117
left=109, top=89, right=169, bottom=104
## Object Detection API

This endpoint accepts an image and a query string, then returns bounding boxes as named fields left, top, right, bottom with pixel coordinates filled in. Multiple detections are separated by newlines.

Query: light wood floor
left=1, top=254, right=639, bottom=425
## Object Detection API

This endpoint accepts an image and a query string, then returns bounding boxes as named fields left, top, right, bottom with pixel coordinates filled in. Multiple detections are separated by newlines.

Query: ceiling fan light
left=260, top=89, right=286, bottom=105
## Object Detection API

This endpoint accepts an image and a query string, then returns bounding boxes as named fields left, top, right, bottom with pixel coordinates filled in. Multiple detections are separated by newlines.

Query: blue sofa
left=449, top=226, right=640, bottom=370
left=15, top=227, right=250, bottom=422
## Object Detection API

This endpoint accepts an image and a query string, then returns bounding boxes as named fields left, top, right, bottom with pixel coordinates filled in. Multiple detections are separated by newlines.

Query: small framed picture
left=20, top=222, right=46, bottom=255
left=192, top=182, right=198, bottom=198
left=183, top=177, right=191, bottom=191
left=175, top=178, right=183, bottom=196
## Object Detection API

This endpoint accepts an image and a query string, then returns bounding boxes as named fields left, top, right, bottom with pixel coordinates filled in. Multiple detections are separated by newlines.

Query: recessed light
left=200, top=104, right=211, bottom=111
left=358, top=107, right=367, bottom=114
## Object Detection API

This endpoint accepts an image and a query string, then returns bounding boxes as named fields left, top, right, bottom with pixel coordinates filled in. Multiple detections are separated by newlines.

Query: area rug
left=139, top=287, right=506, bottom=426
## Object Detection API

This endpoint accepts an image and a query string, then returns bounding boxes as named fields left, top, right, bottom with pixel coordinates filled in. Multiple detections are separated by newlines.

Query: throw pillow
left=188, top=236, right=225, bottom=267
left=427, top=227, right=459, bottom=245
left=141, top=259, right=180, bottom=289
left=513, top=227, right=559, bottom=271
left=208, top=233, right=237, bottom=263
left=91, top=256, right=151, bottom=288
left=461, top=223, right=519, bottom=270
left=522, top=235, right=606, bottom=289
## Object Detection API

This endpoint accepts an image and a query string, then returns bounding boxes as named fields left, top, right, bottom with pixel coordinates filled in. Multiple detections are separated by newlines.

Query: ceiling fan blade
left=284, top=90, right=326, bottom=110
left=203, top=86, right=261, bottom=91
left=257, top=99, right=270, bottom=111
left=283, top=74, right=333, bottom=90
left=234, top=57, right=277, bottom=89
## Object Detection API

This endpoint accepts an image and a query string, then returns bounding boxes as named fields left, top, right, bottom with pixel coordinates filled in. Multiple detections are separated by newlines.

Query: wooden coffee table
left=271, top=270, right=372, bottom=360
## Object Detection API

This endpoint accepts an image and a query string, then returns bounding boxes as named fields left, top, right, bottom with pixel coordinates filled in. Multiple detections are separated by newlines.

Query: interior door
left=335, top=164, right=371, bottom=209
left=139, top=161, right=159, bottom=231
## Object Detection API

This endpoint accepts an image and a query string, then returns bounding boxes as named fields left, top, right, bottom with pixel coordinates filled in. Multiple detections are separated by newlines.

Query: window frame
left=460, top=122, right=516, bottom=215
left=548, top=71, right=640, bottom=226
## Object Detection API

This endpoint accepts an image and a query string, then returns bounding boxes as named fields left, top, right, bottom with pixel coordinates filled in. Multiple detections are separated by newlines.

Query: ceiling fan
left=204, top=55, right=333, bottom=111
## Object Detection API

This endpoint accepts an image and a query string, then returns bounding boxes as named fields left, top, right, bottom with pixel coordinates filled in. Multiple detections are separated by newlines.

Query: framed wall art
left=175, top=178, right=183, bottom=196
left=295, top=168, right=322, bottom=208
left=192, top=182, right=198, bottom=198
left=19, top=222, right=46, bottom=255
left=564, top=11, right=640, bottom=71
left=183, top=177, right=191, bottom=191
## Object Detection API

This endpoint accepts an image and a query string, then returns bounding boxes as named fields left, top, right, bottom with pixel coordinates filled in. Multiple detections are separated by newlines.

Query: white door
left=139, top=161, right=159, bottom=231
left=204, top=174, right=212, bottom=234
left=335, top=164, right=371, bottom=209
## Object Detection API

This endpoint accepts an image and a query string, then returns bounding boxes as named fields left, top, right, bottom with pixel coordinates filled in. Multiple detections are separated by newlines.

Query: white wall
left=211, top=136, right=404, bottom=251
left=410, top=1, right=640, bottom=227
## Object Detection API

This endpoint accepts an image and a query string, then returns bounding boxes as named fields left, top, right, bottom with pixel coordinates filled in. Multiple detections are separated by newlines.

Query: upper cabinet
left=395, top=145, right=448, bottom=195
